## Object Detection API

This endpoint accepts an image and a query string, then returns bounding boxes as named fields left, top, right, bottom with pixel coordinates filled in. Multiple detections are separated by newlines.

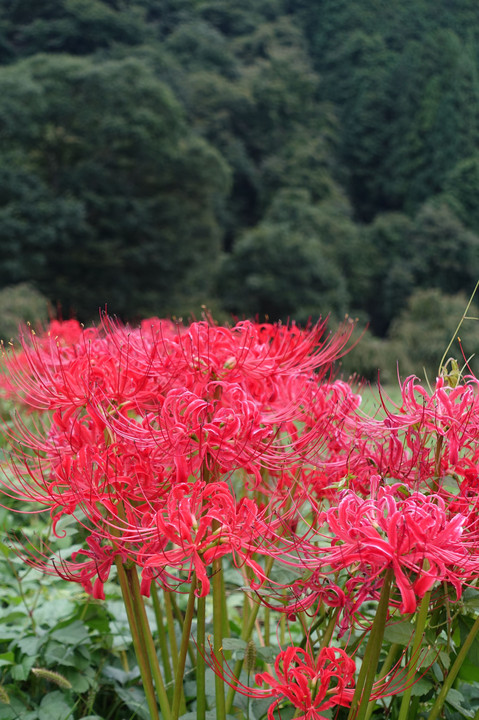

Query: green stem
left=438, top=278, right=479, bottom=376
left=427, top=613, right=479, bottom=720
left=171, top=591, right=196, bottom=667
left=318, top=607, right=340, bottom=652
left=172, top=576, right=196, bottom=720
left=221, top=567, right=230, bottom=658
left=347, top=568, right=393, bottom=720
left=115, top=560, right=160, bottom=720
left=225, top=555, right=275, bottom=714
left=264, top=605, right=270, bottom=646
left=164, top=590, right=179, bottom=677
left=225, top=598, right=261, bottom=713
left=151, top=583, right=173, bottom=696
left=197, top=595, right=207, bottom=720
left=364, top=643, right=401, bottom=720
left=397, top=591, right=431, bottom=720
left=212, top=556, right=226, bottom=720
left=126, top=565, right=172, bottom=720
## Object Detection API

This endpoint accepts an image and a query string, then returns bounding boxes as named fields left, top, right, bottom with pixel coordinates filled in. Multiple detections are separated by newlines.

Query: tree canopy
left=0, top=0, right=478, bottom=380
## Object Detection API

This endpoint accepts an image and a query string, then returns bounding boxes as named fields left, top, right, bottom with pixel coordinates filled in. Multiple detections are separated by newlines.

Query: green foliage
left=0, top=0, right=147, bottom=59
left=301, top=1, right=479, bottom=219
left=410, top=200, right=479, bottom=296
left=0, top=0, right=478, bottom=371
left=0, top=283, right=50, bottom=342
left=444, top=155, right=479, bottom=234
left=388, top=288, right=479, bottom=381
left=219, top=190, right=349, bottom=322
left=0, top=53, right=230, bottom=320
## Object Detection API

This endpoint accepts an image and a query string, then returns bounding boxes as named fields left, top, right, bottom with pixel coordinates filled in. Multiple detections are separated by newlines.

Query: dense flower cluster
left=0, top=315, right=354, bottom=599
left=3, top=314, right=479, bottom=718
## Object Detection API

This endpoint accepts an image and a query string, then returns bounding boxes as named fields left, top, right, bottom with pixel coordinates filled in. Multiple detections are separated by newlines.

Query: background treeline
left=1, top=0, right=479, bottom=380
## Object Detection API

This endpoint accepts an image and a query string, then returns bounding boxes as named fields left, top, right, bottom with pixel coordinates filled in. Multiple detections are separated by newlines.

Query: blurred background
left=1, top=0, right=479, bottom=381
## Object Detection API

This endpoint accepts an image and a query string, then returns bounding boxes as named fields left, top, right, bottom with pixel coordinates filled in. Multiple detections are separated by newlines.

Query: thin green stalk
left=438, top=278, right=479, bottom=376
left=397, top=591, right=431, bottom=720
left=221, top=567, right=230, bottom=657
left=264, top=605, right=270, bottom=646
left=280, top=595, right=286, bottom=646
left=364, top=643, right=401, bottom=720
left=115, top=560, right=160, bottom=720
left=126, top=565, right=172, bottom=720
left=427, top=613, right=479, bottom=720
left=225, top=599, right=262, bottom=713
left=164, top=590, right=179, bottom=676
left=197, top=595, right=207, bottom=720
left=347, top=568, right=393, bottom=720
left=171, top=591, right=196, bottom=667
left=213, top=555, right=226, bottom=720
left=225, top=555, right=275, bottom=714
left=172, top=576, right=197, bottom=720
left=318, top=607, right=341, bottom=652
left=151, top=583, right=174, bottom=695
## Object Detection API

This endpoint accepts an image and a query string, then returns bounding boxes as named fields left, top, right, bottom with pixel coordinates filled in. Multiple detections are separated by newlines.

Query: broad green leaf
left=0, top=653, right=14, bottom=667
left=445, top=688, right=475, bottom=718
left=50, top=620, right=89, bottom=646
left=256, top=646, right=277, bottom=663
left=38, top=692, right=74, bottom=720
left=383, top=620, right=415, bottom=646
left=221, top=638, right=247, bottom=651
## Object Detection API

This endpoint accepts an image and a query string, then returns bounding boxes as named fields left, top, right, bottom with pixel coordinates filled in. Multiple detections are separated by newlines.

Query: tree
left=359, top=212, right=415, bottom=335
left=410, top=200, right=479, bottom=297
left=0, top=0, right=147, bottom=58
left=388, top=288, right=479, bottom=381
left=219, top=189, right=349, bottom=323
left=444, top=155, right=479, bottom=234
left=0, top=54, right=231, bottom=319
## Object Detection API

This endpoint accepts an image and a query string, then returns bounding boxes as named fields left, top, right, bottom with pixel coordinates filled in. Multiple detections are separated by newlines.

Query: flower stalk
left=347, top=568, right=393, bottom=720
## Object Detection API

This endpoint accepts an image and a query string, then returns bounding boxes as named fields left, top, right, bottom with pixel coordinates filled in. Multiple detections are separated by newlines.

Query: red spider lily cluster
left=3, top=313, right=479, bottom=719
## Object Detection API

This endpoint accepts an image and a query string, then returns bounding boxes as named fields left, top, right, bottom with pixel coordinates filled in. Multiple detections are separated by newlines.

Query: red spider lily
left=209, top=644, right=355, bottom=720
left=316, top=480, right=479, bottom=613
left=6, top=531, right=128, bottom=601
left=351, top=375, right=479, bottom=492
left=208, top=640, right=433, bottom=719
left=125, top=481, right=304, bottom=596
left=69, top=535, right=128, bottom=600
left=0, top=313, right=357, bottom=602
left=105, top=383, right=276, bottom=477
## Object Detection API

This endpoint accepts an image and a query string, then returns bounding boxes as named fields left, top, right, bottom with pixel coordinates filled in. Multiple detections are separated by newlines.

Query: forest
left=1, top=0, right=479, bottom=379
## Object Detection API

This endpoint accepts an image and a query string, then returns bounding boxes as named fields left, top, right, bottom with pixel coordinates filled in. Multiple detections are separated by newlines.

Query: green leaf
left=102, top=665, right=138, bottom=685
left=256, top=646, right=277, bottom=663
left=179, top=713, right=236, bottom=720
left=462, top=588, right=479, bottom=611
left=445, top=687, right=475, bottom=718
left=16, top=636, right=44, bottom=656
left=115, top=686, right=150, bottom=720
left=458, top=659, right=479, bottom=683
left=11, top=655, right=36, bottom=681
left=410, top=677, right=434, bottom=697
left=383, top=620, right=415, bottom=646
left=43, top=642, right=88, bottom=669
left=459, top=616, right=479, bottom=666
left=38, top=691, right=75, bottom=720
left=221, top=638, right=247, bottom=651
left=50, top=620, right=89, bottom=646
left=0, top=652, right=14, bottom=667
left=0, top=696, right=37, bottom=719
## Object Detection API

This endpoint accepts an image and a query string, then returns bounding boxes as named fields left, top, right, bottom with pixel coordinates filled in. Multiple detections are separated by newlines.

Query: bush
left=0, top=283, right=50, bottom=341
left=388, top=287, right=479, bottom=382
